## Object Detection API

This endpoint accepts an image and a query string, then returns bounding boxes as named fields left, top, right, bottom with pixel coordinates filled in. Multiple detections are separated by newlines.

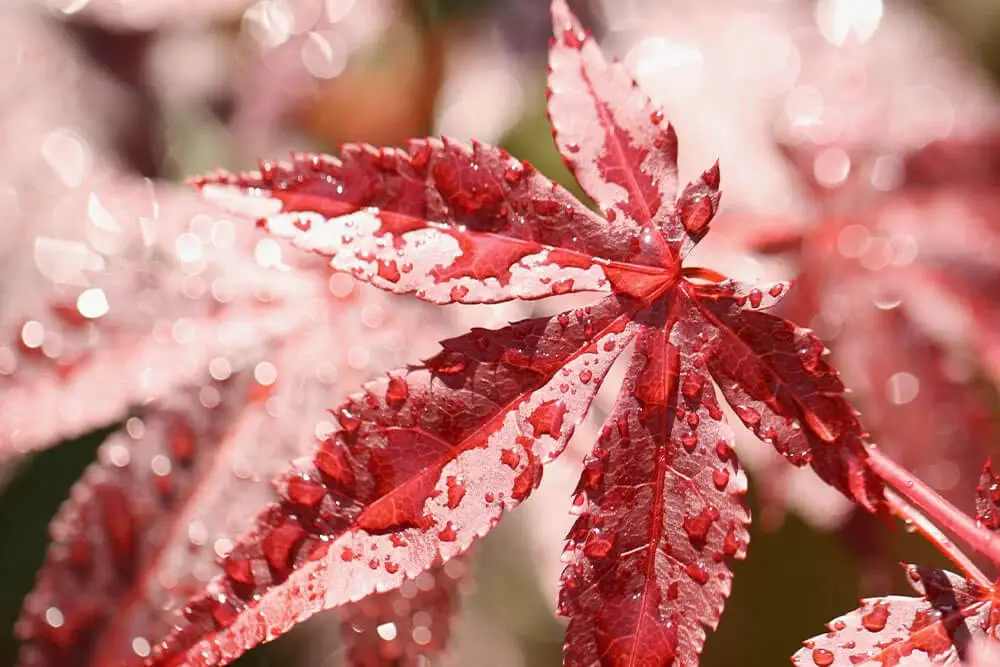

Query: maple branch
left=883, top=489, right=991, bottom=588
left=868, top=446, right=1000, bottom=570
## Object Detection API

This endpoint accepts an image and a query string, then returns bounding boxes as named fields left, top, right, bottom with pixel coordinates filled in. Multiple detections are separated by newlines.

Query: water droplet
left=722, top=524, right=742, bottom=557
left=769, top=283, right=784, bottom=298
left=683, top=506, right=719, bottom=545
left=748, top=289, right=763, bottom=308
left=579, top=369, right=593, bottom=384
left=681, top=373, right=704, bottom=399
left=377, top=259, right=401, bottom=283
left=336, top=408, right=361, bottom=434
left=527, top=400, right=567, bottom=437
left=685, top=560, right=710, bottom=585
left=504, top=164, right=523, bottom=184
left=449, top=284, right=469, bottom=301
left=223, top=554, right=255, bottom=584
left=650, top=110, right=664, bottom=125
left=713, top=468, right=730, bottom=490
left=861, top=602, right=889, bottom=632
left=446, top=476, right=466, bottom=509
left=583, top=531, right=614, bottom=558
left=254, top=361, right=278, bottom=386
left=77, top=287, right=109, bottom=319
left=811, top=648, right=835, bottom=666
left=44, top=606, right=64, bottom=628
left=680, top=196, right=713, bottom=236
left=385, top=375, right=409, bottom=408
left=886, top=371, right=919, bottom=406
left=287, top=473, right=326, bottom=507
left=681, top=433, right=698, bottom=451
left=500, top=448, right=521, bottom=470
left=437, top=523, right=457, bottom=542
left=21, top=320, right=44, bottom=349
left=262, top=518, right=306, bottom=572
left=734, top=405, right=761, bottom=427
left=566, top=142, right=581, bottom=154
left=552, top=278, right=574, bottom=294
left=666, top=581, right=679, bottom=600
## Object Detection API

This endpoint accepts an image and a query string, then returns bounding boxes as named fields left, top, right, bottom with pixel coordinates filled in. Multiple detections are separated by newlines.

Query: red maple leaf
left=794, top=461, right=1000, bottom=665
left=793, top=564, right=1000, bottom=666
left=727, top=132, right=1000, bottom=519
left=14, top=290, right=443, bottom=666
left=149, top=2, right=886, bottom=665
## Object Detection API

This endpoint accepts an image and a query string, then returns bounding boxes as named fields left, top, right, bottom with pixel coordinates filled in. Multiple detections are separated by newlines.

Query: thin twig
left=884, top=489, right=992, bottom=588
left=868, top=445, right=1000, bottom=569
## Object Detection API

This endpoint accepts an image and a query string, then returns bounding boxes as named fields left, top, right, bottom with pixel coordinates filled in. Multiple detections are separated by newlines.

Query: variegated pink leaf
left=196, top=139, right=672, bottom=305
left=561, top=296, right=750, bottom=667
left=151, top=297, right=637, bottom=665
left=15, top=281, right=435, bottom=667
left=792, top=566, right=1000, bottom=666
left=160, top=2, right=893, bottom=665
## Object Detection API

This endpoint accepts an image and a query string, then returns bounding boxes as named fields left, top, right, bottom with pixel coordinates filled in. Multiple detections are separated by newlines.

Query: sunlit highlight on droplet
left=816, top=0, right=883, bottom=46
left=77, top=287, right=109, bottom=319
left=44, top=607, right=64, bottom=628
left=131, top=637, right=151, bottom=658
left=813, top=147, right=851, bottom=188
left=151, top=454, right=172, bottom=477
left=126, top=417, right=145, bottom=439
left=376, top=622, right=397, bottom=641
left=21, top=321, right=44, bottom=349
left=301, top=31, right=347, bottom=79
left=886, top=371, right=919, bottom=406
left=209, top=357, right=232, bottom=381
left=254, top=361, right=278, bottom=386
left=175, top=233, right=204, bottom=264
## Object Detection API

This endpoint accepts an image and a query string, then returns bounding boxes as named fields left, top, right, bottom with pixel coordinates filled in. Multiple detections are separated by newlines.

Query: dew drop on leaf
left=861, top=602, right=889, bottom=632
left=385, top=376, right=409, bottom=408
left=811, top=648, right=835, bottom=666
left=734, top=405, right=761, bottom=427
left=437, top=523, right=457, bottom=542
left=287, top=474, right=326, bottom=507
left=445, top=476, right=466, bottom=509
left=377, top=259, right=401, bottom=283
left=684, top=561, right=710, bottom=585
left=527, top=400, right=567, bottom=437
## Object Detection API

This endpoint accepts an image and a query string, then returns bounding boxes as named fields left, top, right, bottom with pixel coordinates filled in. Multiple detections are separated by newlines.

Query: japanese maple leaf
left=795, top=467, right=1000, bottom=665
left=793, top=565, right=1000, bottom=666
left=729, top=134, right=1000, bottom=519
left=151, top=1, right=885, bottom=665
left=15, top=285, right=446, bottom=667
